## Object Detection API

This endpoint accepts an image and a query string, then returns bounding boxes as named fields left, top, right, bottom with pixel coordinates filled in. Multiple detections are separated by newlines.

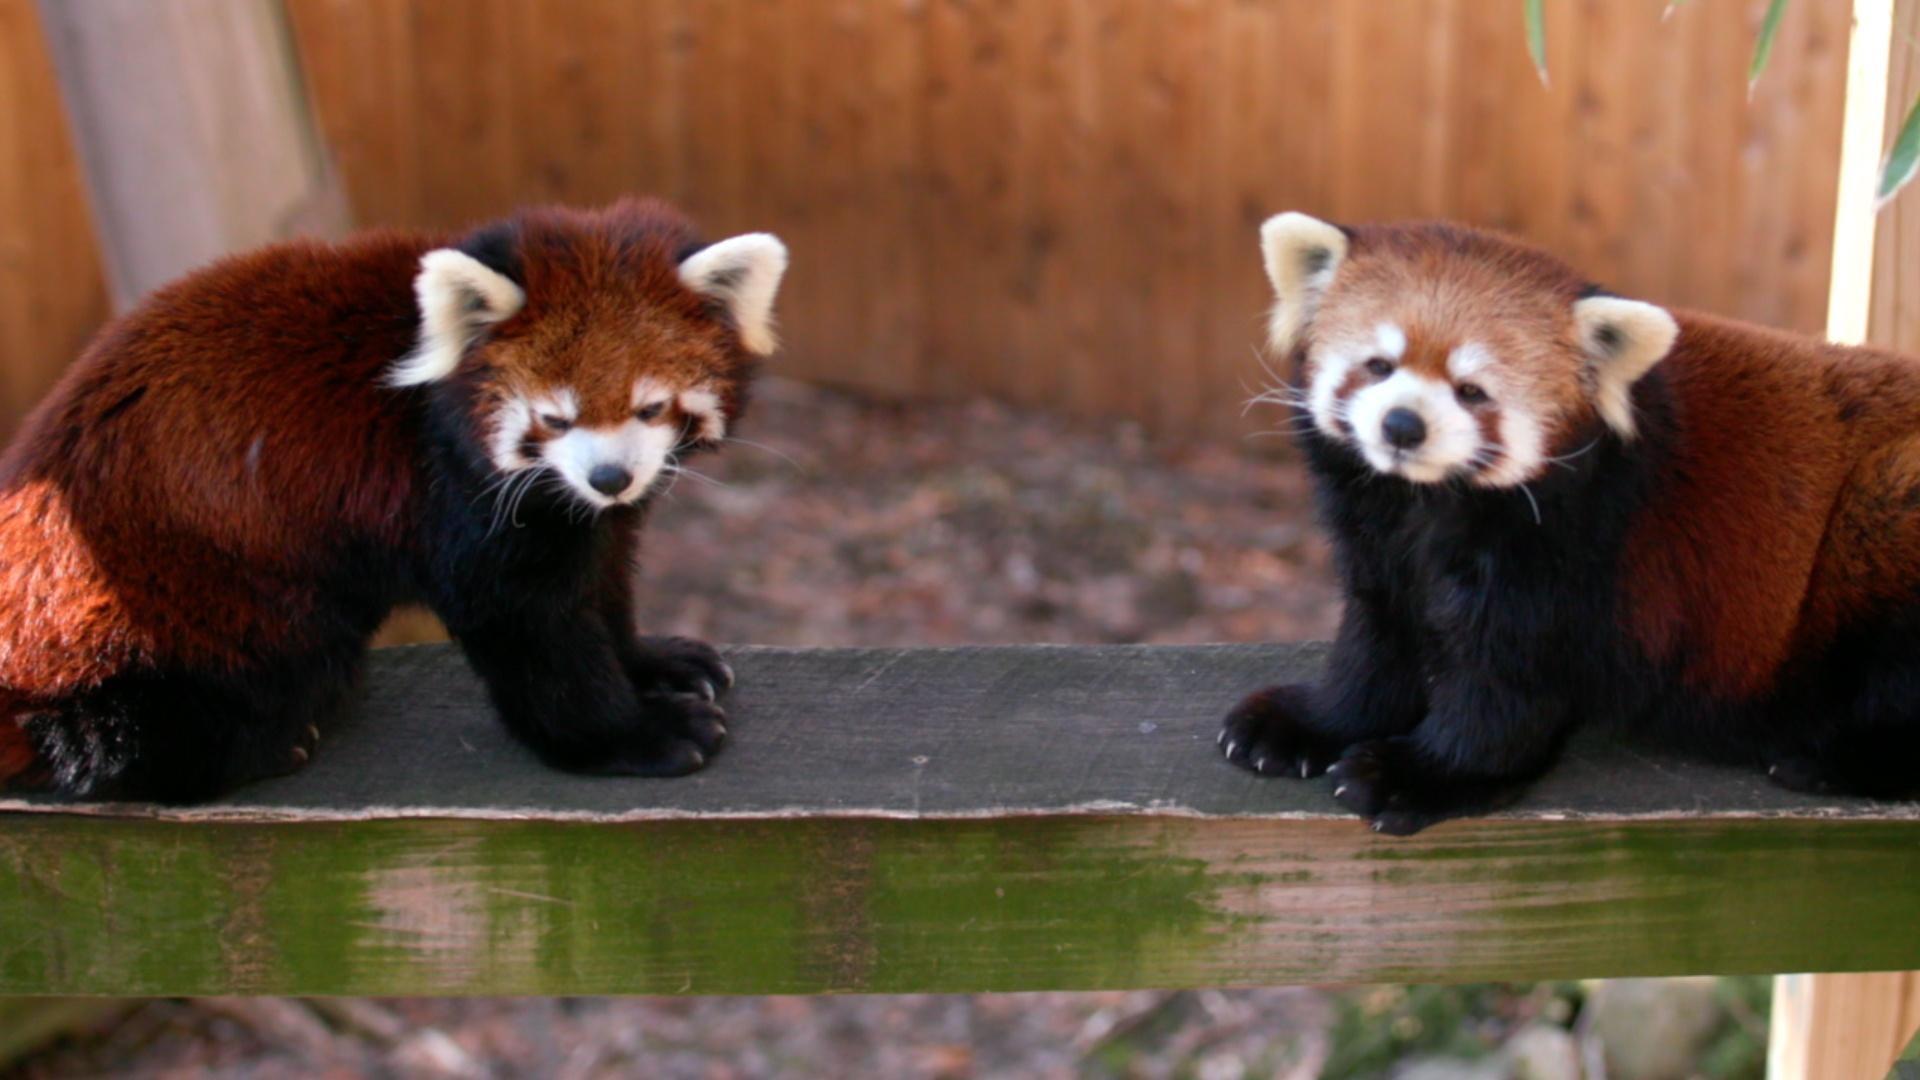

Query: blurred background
left=0, top=0, right=1908, bottom=1077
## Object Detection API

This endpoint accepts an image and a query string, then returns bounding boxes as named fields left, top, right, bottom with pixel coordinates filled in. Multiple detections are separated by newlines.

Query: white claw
left=1371, top=820, right=1384, bottom=832
left=1334, top=785, right=1348, bottom=798
left=1768, top=765, right=1779, bottom=776
left=699, top=679, right=717, bottom=702
left=1225, top=740, right=1238, bottom=759
left=1300, top=760, right=1311, bottom=779
left=1217, top=730, right=1227, bottom=747
left=1254, top=756, right=1268, bottom=773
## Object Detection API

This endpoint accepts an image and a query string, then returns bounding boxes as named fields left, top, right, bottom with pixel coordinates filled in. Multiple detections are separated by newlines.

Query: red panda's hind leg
left=12, top=661, right=354, bottom=803
left=1766, top=638, right=1920, bottom=800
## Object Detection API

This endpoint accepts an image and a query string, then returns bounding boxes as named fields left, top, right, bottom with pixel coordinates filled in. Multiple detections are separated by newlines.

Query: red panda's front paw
left=1327, top=739, right=1436, bottom=835
left=643, top=691, right=729, bottom=756
left=596, top=734, right=711, bottom=778
left=1218, top=684, right=1342, bottom=779
left=282, top=722, right=321, bottom=773
left=574, top=694, right=727, bottom=777
left=629, top=636, right=736, bottom=703
left=1765, top=755, right=1834, bottom=794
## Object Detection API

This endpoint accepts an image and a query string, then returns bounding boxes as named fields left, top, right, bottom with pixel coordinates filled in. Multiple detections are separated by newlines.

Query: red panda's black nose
left=1382, top=408, right=1427, bottom=450
left=588, top=464, right=633, bottom=496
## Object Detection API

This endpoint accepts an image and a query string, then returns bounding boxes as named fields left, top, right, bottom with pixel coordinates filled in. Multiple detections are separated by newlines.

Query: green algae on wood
left=0, top=644, right=1917, bottom=996
left=0, top=813, right=1917, bottom=996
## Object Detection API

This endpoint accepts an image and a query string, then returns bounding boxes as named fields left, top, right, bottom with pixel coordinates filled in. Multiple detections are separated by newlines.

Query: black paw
left=642, top=689, right=729, bottom=756
left=1327, top=739, right=1443, bottom=836
left=1217, top=684, right=1343, bottom=779
left=592, top=732, right=711, bottom=778
left=628, top=636, right=735, bottom=702
left=270, top=722, right=322, bottom=778
left=1766, top=755, right=1834, bottom=795
left=582, top=690, right=731, bottom=778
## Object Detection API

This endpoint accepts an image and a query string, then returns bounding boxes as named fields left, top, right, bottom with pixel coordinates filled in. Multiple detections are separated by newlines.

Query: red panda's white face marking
left=1339, top=340, right=1489, bottom=484
left=392, top=203, right=788, bottom=515
left=483, top=377, right=731, bottom=509
left=1304, top=308, right=1567, bottom=488
left=1260, top=212, right=1678, bottom=489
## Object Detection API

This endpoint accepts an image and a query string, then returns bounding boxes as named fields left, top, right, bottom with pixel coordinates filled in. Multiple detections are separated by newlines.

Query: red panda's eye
left=1455, top=382, right=1489, bottom=406
left=1363, top=357, right=1395, bottom=379
left=634, top=402, right=667, bottom=423
left=539, top=413, right=573, bottom=433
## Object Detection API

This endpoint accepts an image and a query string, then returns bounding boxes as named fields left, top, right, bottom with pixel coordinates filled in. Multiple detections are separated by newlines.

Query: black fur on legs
left=1222, top=393, right=1661, bottom=833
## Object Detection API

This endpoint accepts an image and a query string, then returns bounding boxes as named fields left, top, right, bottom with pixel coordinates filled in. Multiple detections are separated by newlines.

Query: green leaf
left=1524, top=0, right=1548, bottom=86
left=1878, top=92, right=1920, bottom=209
left=1748, top=0, right=1789, bottom=98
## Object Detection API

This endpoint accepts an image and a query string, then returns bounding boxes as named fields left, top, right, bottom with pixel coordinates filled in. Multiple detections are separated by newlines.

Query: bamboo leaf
left=1747, top=0, right=1788, bottom=98
left=1878, top=92, right=1920, bottom=209
left=1524, top=0, right=1548, bottom=87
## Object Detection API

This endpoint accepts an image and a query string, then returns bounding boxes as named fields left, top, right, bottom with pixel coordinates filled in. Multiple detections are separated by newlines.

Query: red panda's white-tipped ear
left=389, top=249, right=526, bottom=387
left=1259, top=212, right=1348, bottom=354
left=1574, top=296, right=1678, bottom=439
left=679, top=233, right=789, bottom=356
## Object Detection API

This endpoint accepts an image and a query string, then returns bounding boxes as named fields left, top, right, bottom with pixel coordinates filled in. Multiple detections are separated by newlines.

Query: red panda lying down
left=0, top=198, right=786, bottom=801
left=1222, top=212, right=1920, bottom=834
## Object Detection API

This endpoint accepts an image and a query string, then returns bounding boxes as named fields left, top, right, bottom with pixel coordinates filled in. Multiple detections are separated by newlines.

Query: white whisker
left=1517, top=482, right=1542, bottom=525
left=724, top=436, right=803, bottom=470
left=664, top=464, right=730, bottom=490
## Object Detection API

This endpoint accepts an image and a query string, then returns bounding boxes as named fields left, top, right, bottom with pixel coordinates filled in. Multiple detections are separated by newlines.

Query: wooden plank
left=34, top=0, right=349, bottom=307
left=0, top=643, right=1917, bottom=997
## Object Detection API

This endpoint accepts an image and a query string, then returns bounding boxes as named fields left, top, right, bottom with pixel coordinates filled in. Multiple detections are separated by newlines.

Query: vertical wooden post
left=1774, top=2, right=1920, bottom=1075
left=1771, top=973, right=1920, bottom=1080
left=34, top=0, right=347, bottom=309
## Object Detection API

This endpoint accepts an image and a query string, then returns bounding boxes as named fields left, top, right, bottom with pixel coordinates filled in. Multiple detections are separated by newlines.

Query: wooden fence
left=0, top=0, right=1858, bottom=432
left=0, top=0, right=108, bottom=433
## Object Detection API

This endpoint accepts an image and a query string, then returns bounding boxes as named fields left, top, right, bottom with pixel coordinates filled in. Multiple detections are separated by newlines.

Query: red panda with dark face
left=0, top=197, right=787, bottom=801
left=1220, top=212, right=1920, bottom=833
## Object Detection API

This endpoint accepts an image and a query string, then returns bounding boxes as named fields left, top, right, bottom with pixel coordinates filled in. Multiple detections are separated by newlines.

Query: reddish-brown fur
left=0, top=232, right=429, bottom=707
left=1227, top=217, right=1920, bottom=829
left=1318, top=222, right=1920, bottom=702
left=0, top=198, right=751, bottom=792
left=1625, top=317, right=1920, bottom=698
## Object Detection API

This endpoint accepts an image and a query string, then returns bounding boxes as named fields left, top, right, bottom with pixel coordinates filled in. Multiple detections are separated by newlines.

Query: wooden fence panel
left=284, top=0, right=1851, bottom=429
left=0, top=0, right=107, bottom=436
left=2, top=1, right=1858, bottom=433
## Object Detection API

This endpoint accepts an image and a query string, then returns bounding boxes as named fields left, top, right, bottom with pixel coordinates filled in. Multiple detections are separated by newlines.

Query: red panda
left=0, top=198, right=787, bottom=802
left=1220, top=211, right=1920, bottom=834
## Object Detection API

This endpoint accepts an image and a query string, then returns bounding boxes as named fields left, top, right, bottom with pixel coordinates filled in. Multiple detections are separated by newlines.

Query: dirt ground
left=6, top=383, right=1760, bottom=1079
left=627, top=378, right=1342, bottom=648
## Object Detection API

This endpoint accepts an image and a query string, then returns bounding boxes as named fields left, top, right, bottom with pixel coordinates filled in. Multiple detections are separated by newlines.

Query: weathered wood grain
left=280, top=0, right=1851, bottom=431
left=1771, top=970, right=1920, bottom=1080
left=0, top=644, right=1916, bottom=997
